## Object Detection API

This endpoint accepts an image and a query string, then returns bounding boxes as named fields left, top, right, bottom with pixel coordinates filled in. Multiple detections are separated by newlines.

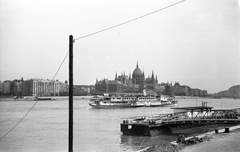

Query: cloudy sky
left=1, top=0, right=240, bottom=93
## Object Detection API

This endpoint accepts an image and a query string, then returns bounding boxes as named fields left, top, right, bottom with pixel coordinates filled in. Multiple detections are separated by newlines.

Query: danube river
left=0, top=97, right=239, bottom=152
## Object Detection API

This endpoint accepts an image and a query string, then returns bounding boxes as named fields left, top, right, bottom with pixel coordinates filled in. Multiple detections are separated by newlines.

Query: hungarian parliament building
left=95, top=63, right=208, bottom=96
left=95, top=63, right=159, bottom=95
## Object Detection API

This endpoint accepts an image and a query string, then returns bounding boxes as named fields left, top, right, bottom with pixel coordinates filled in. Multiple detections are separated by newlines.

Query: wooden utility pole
left=69, top=35, right=74, bottom=152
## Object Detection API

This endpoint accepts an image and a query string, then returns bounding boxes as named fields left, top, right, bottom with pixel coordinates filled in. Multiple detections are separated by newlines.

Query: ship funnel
left=143, top=89, right=147, bottom=96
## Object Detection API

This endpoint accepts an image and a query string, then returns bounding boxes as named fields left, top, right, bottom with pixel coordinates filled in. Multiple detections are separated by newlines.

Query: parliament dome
left=132, top=62, right=144, bottom=85
left=132, top=66, right=142, bottom=76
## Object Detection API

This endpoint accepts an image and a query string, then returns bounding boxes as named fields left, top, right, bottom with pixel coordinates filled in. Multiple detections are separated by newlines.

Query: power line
left=51, top=51, right=69, bottom=82
left=0, top=101, right=38, bottom=140
left=74, top=0, right=185, bottom=41
left=0, top=52, right=69, bottom=141
left=43, top=51, right=69, bottom=94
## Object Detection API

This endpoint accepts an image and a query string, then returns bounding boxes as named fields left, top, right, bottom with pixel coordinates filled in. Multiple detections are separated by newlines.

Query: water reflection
left=121, top=135, right=151, bottom=151
left=120, top=134, right=179, bottom=151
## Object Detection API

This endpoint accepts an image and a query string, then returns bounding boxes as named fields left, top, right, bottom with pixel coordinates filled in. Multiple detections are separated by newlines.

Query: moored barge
left=120, top=102, right=240, bottom=136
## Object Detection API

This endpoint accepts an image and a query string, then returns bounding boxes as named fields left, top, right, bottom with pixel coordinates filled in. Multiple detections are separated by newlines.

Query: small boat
left=88, top=94, right=178, bottom=108
left=34, top=96, right=55, bottom=100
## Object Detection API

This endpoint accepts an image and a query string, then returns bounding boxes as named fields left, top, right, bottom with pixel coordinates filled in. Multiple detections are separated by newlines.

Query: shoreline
left=141, top=125, right=240, bottom=152
left=0, top=96, right=92, bottom=101
left=171, top=125, right=240, bottom=146
left=179, top=125, right=240, bottom=152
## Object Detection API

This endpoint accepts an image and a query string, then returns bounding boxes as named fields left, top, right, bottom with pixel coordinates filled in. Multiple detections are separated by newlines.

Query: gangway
left=120, top=105, right=240, bottom=136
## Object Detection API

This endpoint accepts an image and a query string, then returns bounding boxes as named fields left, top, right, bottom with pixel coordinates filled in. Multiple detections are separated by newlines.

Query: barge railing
left=122, top=109, right=240, bottom=125
left=121, top=108, right=240, bottom=136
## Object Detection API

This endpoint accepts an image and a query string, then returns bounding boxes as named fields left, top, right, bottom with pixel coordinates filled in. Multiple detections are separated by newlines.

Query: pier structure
left=120, top=104, right=240, bottom=136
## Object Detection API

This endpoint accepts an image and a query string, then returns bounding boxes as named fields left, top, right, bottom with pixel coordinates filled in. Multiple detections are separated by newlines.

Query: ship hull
left=89, top=103, right=144, bottom=108
left=34, top=97, right=54, bottom=100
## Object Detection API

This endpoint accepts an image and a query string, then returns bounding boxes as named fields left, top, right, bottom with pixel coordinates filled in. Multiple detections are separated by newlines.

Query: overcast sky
left=1, top=0, right=240, bottom=93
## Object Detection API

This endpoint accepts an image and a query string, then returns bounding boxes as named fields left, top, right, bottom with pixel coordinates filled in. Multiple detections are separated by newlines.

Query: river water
left=0, top=97, right=239, bottom=152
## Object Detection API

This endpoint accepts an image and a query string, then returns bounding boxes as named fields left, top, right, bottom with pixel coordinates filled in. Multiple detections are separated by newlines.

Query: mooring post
left=69, top=35, right=74, bottom=152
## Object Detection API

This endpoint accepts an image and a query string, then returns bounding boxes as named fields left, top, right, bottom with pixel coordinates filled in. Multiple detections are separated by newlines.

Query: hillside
left=214, top=85, right=240, bottom=98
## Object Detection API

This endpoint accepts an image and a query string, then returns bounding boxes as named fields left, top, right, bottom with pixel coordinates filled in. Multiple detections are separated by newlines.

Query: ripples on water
left=0, top=98, right=239, bottom=152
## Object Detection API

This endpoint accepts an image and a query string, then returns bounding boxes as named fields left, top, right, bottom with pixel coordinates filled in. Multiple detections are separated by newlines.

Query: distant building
left=154, top=84, right=166, bottom=95
left=190, top=88, right=205, bottom=97
left=145, top=71, right=158, bottom=93
left=160, top=82, right=172, bottom=95
left=22, top=79, right=60, bottom=96
left=94, top=63, right=209, bottom=96
left=3, top=80, right=11, bottom=94
left=59, top=80, right=68, bottom=95
left=95, top=62, right=158, bottom=95
left=203, top=90, right=208, bottom=96
left=171, top=82, right=186, bottom=96
left=191, top=89, right=195, bottom=96
left=11, top=78, right=24, bottom=96
left=181, top=85, right=191, bottom=96
left=0, top=78, right=70, bottom=96
left=108, top=80, right=123, bottom=93
left=170, top=82, right=207, bottom=97
left=73, top=85, right=92, bottom=96
left=95, top=79, right=109, bottom=94
left=0, top=81, right=3, bottom=94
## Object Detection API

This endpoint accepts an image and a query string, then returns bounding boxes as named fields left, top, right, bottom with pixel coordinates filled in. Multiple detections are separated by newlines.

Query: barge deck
left=120, top=104, right=240, bottom=136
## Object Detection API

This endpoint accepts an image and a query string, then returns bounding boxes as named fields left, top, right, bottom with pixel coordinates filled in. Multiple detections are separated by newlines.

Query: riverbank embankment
left=0, top=96, right=92, bottom=101
left=179, top=125, right=240, bottom=152
left=142, top=125, right=240, bottom=152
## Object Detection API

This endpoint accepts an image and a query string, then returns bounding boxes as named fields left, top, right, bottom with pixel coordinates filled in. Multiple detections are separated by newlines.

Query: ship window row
left=111, top=97, right=135, bottom=100
left=123, top=98, right=135, bottom=100
left=139, top=98, right=155, bottom=100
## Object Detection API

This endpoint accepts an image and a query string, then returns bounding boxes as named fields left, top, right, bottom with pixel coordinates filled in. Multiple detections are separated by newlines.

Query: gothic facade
left=95, top=63, right=159, bottom=94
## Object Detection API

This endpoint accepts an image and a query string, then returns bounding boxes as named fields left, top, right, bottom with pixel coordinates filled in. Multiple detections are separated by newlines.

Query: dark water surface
left=0, top=97, right=239, bottom=152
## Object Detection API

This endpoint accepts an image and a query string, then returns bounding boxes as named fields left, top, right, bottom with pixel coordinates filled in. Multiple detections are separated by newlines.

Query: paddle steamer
left=88, top=94, right=177, bottom=108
